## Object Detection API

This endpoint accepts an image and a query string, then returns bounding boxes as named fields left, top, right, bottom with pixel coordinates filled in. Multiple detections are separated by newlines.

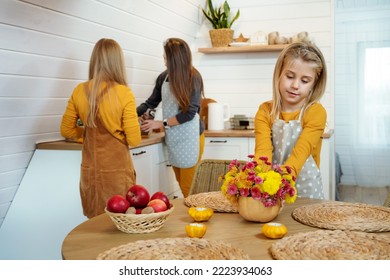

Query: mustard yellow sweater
left=61, top=81, right=141, bottom=147
left=254, top=101, right=326, bottom=177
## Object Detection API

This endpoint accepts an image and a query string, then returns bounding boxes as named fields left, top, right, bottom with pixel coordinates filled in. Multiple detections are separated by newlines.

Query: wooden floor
left=338, top=185, right=390, bottom=206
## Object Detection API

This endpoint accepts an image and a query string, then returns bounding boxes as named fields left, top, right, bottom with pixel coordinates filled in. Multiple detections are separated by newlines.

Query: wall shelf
left=198, top=44, right=287, bottom=54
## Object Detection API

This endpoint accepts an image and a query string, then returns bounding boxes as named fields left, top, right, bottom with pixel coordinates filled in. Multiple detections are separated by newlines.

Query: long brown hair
left=163, top=38, right=204, bottom=112
left=85, top=38, right=127, bottom=127
left=270, top=42, right=327, bottom=121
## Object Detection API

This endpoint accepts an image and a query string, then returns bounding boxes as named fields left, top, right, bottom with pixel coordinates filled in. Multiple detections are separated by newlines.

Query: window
left=357, top=42, right=390, bottom=147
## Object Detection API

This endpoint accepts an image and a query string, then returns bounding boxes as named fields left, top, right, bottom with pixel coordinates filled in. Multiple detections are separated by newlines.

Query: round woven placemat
left=184, top=191, right=238, bottom=213
left=270, top=229, right=390, bottom=260
left=96, top=238, right=250, bottom=260
left=292, top=201, right=390, bottom=232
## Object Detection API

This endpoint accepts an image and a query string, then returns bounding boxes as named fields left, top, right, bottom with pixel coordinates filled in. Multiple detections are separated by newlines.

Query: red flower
left=250, top=187, right=262, bottom=199
left=227, top=184, right=238, bottom=195
left=240, top=188, right=250, bottom=197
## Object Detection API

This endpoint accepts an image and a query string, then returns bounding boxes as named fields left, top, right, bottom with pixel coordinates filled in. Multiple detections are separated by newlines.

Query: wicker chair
left=189, top=159, right=245, bottom=195
left=384, top=192, right=390, bottom=207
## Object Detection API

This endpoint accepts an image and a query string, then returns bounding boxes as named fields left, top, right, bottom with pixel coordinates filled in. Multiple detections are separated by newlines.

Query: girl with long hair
left=137, top=38, right=205, bottom=197
left=254, top=42, right=327, bottom=199
left=61, top=38, right=141, bottom=218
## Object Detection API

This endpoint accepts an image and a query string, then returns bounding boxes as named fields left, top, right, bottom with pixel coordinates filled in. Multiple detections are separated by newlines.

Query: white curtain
left=336, top=1, right=390, bottom=187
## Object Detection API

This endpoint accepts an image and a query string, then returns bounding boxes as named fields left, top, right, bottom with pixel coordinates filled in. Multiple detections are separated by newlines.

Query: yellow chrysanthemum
left=221, top=184, right=228, bottom=195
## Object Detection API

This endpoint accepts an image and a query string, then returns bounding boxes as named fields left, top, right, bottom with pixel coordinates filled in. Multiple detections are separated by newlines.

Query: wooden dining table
left=61, top=197, right=390, bottom=260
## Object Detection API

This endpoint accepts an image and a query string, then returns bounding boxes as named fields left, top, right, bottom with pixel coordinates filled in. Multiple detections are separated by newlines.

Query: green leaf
left=223, top=1, right=230, bottom=19
left=201, top=0, right=240, bottom=29
left=228, top=9, right=240, bottom=28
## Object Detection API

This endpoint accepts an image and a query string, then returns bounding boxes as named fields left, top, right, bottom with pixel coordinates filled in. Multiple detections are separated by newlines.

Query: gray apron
left=161, top=75, right=199, bottom=168
left=272, top=110, right=324, bottom=199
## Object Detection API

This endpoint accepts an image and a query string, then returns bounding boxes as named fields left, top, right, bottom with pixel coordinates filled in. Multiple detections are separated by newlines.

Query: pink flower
left=288, top=187, right=296, bottom=197
left=254, top=176, right=263, bottom=184
left=259, top=156, right=268, bottom=162
left=229, top=159, right=239, bottom=169
left=248, top=154, right=255, bottom=159
left=273, top=164, right=283, bottom=173
left=250, top=187, right=262, bottom=199
left=227, top=184, right=238, bottom=195
left=263, top=199, right=277, bottom=207
left=246, top=161, right=255, bottom=169
left=240, top=188, right=250, bottom=197
left=247, top=172, right=256, bottom=182
left=285, top=165, right=292, bottom=174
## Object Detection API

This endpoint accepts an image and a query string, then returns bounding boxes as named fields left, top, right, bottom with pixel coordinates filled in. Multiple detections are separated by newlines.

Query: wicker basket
left=209, top=29, right=234, bottom=47
left=105, top=205, right=174, bottom=234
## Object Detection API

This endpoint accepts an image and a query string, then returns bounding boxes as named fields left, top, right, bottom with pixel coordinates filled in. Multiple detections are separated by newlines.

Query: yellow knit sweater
left=254, top=101, right=326, bottom=177
left=61, top=81, right=141, bottom=147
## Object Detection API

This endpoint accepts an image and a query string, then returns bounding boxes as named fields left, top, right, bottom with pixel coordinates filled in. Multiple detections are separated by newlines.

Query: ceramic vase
left=238, top=196, right=281, bottom=222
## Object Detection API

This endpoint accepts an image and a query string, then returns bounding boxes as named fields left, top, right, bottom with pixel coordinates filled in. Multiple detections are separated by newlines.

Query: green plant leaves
left=201, top=0, right=240, bottom=29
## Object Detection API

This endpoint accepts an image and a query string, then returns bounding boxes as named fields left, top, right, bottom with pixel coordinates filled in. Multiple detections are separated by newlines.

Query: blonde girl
left=254, top=42, right=327, bottom=199
left=61, top=38, right=141, bottom=218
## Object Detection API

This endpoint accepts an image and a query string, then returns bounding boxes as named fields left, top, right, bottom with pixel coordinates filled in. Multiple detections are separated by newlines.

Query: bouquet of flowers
left=221, top=155, right=297, bottom=207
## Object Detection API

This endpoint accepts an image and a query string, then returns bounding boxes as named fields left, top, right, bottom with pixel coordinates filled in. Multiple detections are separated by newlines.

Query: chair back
left=189, top=159, right=245, bottom=195
left=384, top=191, right=390, bottom=207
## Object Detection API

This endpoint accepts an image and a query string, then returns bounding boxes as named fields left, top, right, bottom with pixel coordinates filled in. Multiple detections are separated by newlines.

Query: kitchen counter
left=36, top=129, right=333, bottom=150
left=36, top=132, right=165, bottom=150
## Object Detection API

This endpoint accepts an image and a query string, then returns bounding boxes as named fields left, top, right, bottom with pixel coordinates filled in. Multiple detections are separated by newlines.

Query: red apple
left=106, top=195, right=130, bottom=213
left=147, top=199, right=167, bottom=213
left=126, top=185, right=150, bottom=208
left=150, top=191, right=170, bottom=209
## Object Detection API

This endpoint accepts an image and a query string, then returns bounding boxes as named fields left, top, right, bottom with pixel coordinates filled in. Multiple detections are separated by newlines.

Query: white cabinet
left=132, top=143, right=179, bottom=198
left=153, top=143, right=180, bottom=198
left=131, top=145, right=157, bottom=194
left=203, top=137, right=251, bottom=161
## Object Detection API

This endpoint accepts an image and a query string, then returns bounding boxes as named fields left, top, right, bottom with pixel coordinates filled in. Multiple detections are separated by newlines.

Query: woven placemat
left=292, top=201, right=390, bottom=232
left=184, top=191, right=238, bottom=213
left=270, top=229, right=390, bottom=260
left=96, top=238, right=250, bottom=260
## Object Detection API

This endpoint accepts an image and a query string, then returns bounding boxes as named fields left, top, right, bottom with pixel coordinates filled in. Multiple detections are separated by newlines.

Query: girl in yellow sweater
left=61, top=38, right=141, bottom=218
left=254, top=42, right=327, bottom=199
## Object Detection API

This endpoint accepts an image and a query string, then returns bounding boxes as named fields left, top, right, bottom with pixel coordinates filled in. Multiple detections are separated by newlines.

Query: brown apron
left=80, top=116, right=135, bottom=219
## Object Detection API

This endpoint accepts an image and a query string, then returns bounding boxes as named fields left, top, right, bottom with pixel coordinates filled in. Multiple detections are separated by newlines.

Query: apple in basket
left=150, top=191, right=170, bottom=209
left=147, top=199, right=167, bottom=213
left=106, top=195, right=130, bottom=213
left=126, top=184, right=150, bottom=208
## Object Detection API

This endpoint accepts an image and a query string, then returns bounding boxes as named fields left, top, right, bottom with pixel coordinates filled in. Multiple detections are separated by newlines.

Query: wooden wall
left=0, top=0, right=334, bottom=228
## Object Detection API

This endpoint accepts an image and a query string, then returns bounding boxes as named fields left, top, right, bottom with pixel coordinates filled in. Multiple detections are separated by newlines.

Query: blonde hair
left=270, top=42, right=327, bottom=121
left=85, top=38, right=127, bottom=127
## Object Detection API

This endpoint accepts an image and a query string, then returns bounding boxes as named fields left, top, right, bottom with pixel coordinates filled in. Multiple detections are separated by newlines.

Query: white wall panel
left=0, top=0, right=202, bottom=231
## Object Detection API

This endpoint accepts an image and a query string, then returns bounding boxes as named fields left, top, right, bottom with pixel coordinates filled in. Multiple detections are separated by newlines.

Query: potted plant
left=201, top=0, right=240, bottom=47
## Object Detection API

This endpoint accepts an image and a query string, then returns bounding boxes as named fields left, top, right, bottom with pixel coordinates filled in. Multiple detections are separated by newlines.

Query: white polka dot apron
left=161, top=75, right=200, bottom=168
left=271, top=110, right=324, bottom=199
